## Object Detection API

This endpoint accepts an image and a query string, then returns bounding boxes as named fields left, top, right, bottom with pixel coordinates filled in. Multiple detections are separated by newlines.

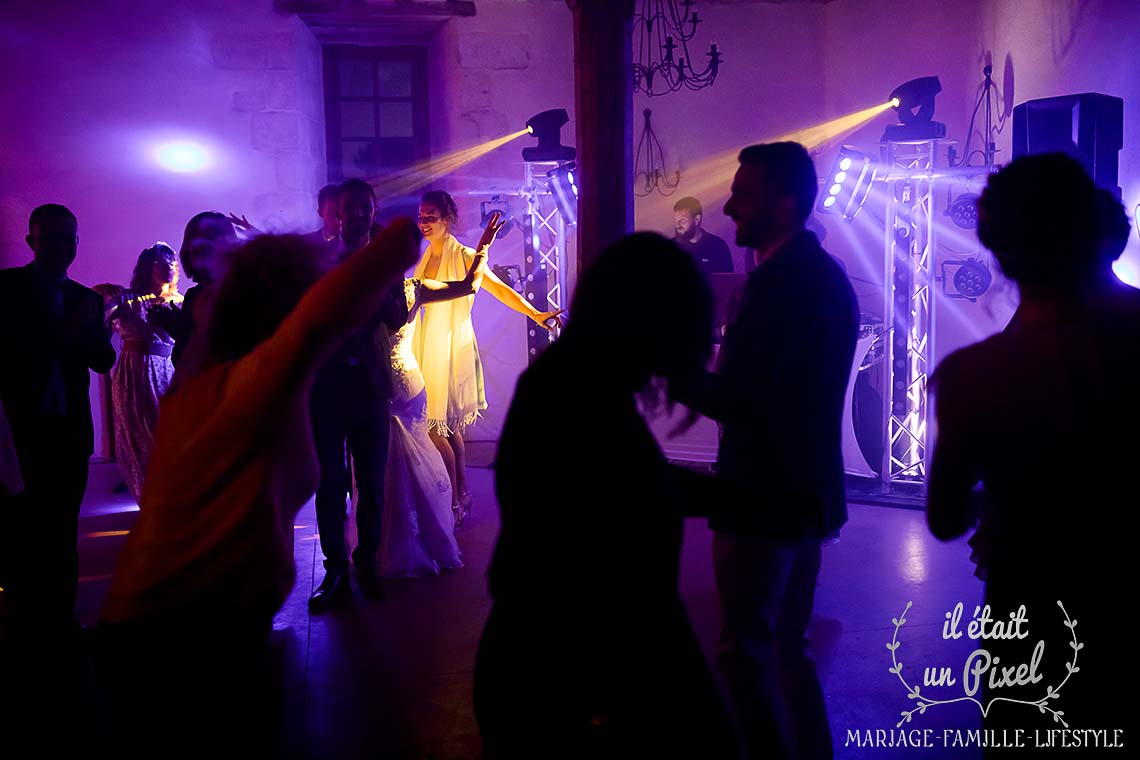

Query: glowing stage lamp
left=883, top=76, right=946, bottom=142
left=153, top=141, right=211, bottom=173
left=522, top=109, right=576, bottom=162
left=547, top=162, right=579, bottom=226
left=1113, top=258, right=1140, bottom=288
left=818, top=146, right=876, bottom=221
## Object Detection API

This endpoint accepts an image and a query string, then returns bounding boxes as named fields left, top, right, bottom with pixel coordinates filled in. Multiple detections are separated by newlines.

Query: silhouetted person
left=1001, top=187, right=1139, bottom=335
left=928, top=154, right=1137, bottom=752
left=673, top=195, right=734, bottom=277
left=99, top=222, right=421, bottom=758
left=0, top=203, right=115, bottom=634
left=677, top=142, right=856, bottom=759
left=149, top=211, right=238, bottom=366
left=308, top=178, right=408, bottom=610
left=1090, top=187, right=1140, bottom=312
left=476, top=233, right=738, bottom=759
left=305, top=182, right=341, bottom=249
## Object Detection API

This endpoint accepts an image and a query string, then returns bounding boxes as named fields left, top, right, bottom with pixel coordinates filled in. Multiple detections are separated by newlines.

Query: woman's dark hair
left=130, top=242, right=177, bottom=293
left=206, top=234, right=331, bottom=363
left=977, top=153, right=1101, bottom=288
left=567, top=233, right=712, bottom=418
left=179, top=211, right=237, bottom=282
left=421, top=190, right=459, bottom=225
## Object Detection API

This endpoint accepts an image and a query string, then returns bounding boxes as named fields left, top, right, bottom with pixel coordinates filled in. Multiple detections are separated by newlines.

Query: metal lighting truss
left=520, top=161, right=570, bottom=362
left=879, top=139, right=939, bottom=485
left=464, top=162, right=571, bottom=365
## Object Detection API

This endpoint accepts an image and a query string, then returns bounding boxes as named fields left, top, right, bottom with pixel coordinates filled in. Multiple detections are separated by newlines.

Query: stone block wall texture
left=0, top=0, right=326, bottom=456
left=420, top=1, right=577, bottom=441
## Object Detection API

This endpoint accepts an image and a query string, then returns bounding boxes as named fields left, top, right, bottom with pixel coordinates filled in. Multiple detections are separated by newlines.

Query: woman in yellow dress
left=413, top=190, right=562, bottom=525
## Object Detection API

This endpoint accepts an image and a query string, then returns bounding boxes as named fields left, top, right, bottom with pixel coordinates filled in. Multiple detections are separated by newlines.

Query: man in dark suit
left=0, top=203, right=116, bottom=633
left=308, top=179, right=407, bottom=611
left=681, top=143, right=857, bottom=759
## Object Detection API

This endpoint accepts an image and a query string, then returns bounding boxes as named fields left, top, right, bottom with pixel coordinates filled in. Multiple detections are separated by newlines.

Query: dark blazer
left=315, top=242, right=408, bottom=400
left=701, top=230, right=858, bottom=540
left=0, top=263, right=116, bottom=457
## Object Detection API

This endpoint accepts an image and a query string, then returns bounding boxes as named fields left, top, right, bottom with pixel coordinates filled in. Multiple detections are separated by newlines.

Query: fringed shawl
left=411, top=234, right=486, bottom=435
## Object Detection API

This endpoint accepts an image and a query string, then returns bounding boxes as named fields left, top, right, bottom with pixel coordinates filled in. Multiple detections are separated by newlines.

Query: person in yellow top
left=413, top=190, right=562, bottom=524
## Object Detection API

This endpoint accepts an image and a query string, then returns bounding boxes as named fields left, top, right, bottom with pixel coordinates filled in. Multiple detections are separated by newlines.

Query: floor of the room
left=8, top=456, right=986, bottom=759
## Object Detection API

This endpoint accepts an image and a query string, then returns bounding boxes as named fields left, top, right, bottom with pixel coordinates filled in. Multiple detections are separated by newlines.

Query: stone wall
left=211, top=23, right=327, bottom=230
left=0, top=0, right=326, bottom=457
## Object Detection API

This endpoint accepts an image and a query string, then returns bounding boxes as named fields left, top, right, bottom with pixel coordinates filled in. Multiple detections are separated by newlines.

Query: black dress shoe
left=308, top=572, right=349, bottom=612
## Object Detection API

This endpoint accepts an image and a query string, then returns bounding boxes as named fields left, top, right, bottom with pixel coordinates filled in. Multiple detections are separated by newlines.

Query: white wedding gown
left=350, top=279, right=463, bottom=577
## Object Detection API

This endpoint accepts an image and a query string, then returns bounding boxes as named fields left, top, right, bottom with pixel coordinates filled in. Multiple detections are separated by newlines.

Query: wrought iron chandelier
left=634, top=109, right=680, bottom=196
left=633, top=0, right=722, bottom=96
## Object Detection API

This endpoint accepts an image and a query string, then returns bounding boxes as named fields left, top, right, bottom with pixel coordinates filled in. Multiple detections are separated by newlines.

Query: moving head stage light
left=523, top=109, right=576, bottom=162
left=883, top=76, right=947, bottom=142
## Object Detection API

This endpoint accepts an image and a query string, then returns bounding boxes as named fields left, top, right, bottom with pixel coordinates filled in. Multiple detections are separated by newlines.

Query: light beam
left=371, top=127, right=532, bottom=200
left=676, top=99, right=899, bottom=202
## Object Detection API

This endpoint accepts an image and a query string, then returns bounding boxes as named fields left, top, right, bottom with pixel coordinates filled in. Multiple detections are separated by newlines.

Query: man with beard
left=676, top=143, right=857, bottom=759
left=308, top=178, right=408, bottom=610
left=672, top=195, right=734, bottom=278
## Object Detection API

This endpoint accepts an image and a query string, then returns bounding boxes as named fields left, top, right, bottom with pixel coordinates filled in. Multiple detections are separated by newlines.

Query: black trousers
left=475, top=603, right=740, bottom=759
left=713, top=533, right=832, bottom=760
left=0, top=422, right=90, bottom=625
left=310, top=365, right=390, bottom=576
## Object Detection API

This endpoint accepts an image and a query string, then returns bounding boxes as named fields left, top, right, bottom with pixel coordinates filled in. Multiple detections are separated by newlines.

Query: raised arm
left=295, top=220, right=421, bottom=355
left=479, top=268, right=564, bottom=332
left=229, top=220, right=421, bottom=395
left=466, top=211, right=564, bottom=332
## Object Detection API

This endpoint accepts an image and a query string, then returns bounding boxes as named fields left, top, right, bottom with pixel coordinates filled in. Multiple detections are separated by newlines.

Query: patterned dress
left=109, top=292, right=176, bottom=502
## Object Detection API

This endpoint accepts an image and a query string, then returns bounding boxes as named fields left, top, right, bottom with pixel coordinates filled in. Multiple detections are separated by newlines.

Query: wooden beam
left=567, top=0, right=635, bottom=274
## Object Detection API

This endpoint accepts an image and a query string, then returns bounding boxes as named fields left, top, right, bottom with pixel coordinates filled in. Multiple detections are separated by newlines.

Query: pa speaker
left=1012, top=92, right=1123, bottom=191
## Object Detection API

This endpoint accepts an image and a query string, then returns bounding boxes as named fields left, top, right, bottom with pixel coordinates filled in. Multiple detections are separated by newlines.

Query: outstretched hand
left=227, top=213, right=259, bottom=234
left=476, top=211, right=507, bottom=252
left=533, top=308, right=565, bottom=333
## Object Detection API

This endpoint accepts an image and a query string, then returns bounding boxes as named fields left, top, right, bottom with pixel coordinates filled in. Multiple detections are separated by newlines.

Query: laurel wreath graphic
left=888, top=600, right=1081, bottom=728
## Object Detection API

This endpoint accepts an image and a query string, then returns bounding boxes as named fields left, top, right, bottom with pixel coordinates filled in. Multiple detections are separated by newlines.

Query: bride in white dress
left=350, top=215, right=502, bottom=577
